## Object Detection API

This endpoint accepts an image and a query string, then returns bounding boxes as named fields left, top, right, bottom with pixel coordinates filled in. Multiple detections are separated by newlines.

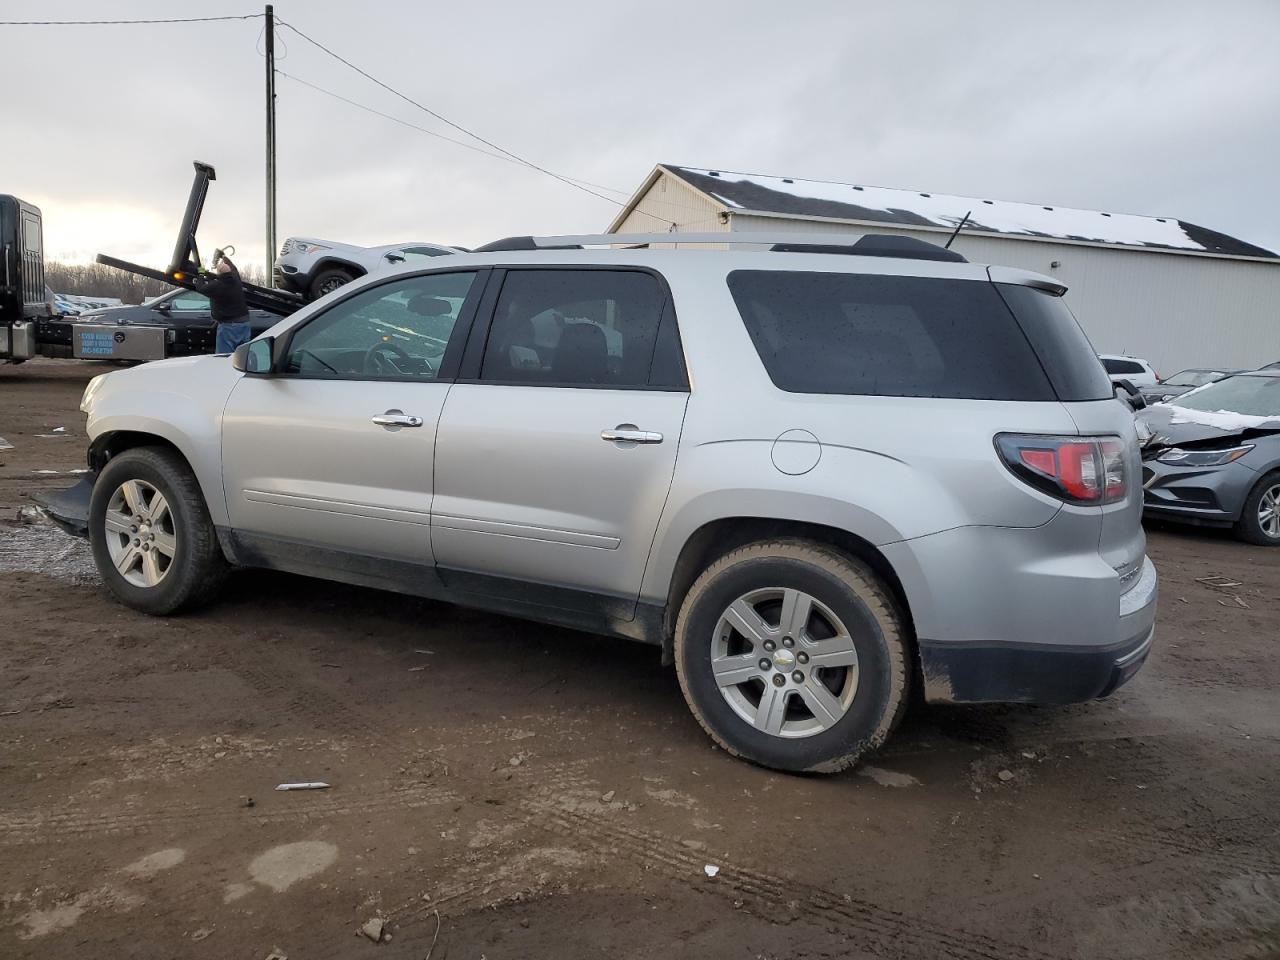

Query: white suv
left=274, top=237, right=463, bottom=301
left=1099, top=354, right=1158, bottom=389
left=74, top=232, right=1157, bottom=773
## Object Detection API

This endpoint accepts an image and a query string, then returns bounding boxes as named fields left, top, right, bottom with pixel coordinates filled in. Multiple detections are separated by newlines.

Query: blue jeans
left=216, top=320, right=252, bottom=354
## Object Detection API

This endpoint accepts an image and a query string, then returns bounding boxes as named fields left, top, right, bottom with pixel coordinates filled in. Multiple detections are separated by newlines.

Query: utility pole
left=264, top=4, right=277, bottom=286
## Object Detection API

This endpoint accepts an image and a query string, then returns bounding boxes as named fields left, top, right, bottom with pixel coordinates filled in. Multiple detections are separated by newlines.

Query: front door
left=432, top=267, right=689, bottom=618
left=221, top=270, right=482, bottom=576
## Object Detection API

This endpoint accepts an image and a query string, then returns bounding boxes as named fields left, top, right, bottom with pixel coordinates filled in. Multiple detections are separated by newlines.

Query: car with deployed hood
left=1140, top=367, right=1243, bottom=404
left=273, top=237, right=464, bottom=301
left=1139, top=370, right=1280, bottom=544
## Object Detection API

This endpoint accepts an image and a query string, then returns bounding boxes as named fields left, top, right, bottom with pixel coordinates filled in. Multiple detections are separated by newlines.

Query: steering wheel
left=363, top=340, right=421, bottom=376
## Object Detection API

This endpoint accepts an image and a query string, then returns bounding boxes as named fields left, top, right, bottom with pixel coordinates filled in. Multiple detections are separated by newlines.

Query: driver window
left=283, top=271, right=476, bottom=380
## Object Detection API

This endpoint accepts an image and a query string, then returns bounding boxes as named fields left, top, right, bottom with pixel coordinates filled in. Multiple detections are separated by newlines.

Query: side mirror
left=232, top=336, right=275, bottom=374
left=1114, top=379, right=1147, bottom=411
left=154, top=302, right=171, bottom=315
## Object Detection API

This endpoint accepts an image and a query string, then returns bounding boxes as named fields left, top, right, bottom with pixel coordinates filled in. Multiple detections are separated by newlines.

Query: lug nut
left=758, top=658, right=771, bottom=671
left=792, top=670, right=804, bottom=683
left=130, top=525, right=138, bottom=533
left=797, top=652, right=809, bottom=664
left=132, top=538, right=140, bottom=546
left=763, top=639, right=776, bottom=652
left=771, top=674, right=786, bottom=687
left=782, top=636, right=795, bottom=648
left=141, top=543, right=150, bottom=552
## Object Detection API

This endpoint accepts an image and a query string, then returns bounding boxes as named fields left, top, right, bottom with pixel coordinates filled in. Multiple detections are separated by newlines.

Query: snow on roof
left=661, top=165, right=1277, bottom=260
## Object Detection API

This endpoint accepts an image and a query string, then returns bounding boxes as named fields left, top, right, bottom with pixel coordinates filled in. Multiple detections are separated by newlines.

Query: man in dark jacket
left=191, top=257, right=251, bottom=354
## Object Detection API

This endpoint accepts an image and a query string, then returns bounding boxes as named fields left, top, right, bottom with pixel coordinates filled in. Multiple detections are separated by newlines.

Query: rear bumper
left=917, top=555, right=1158, bottom=705
left=919, top=624, right=1154, bottom=704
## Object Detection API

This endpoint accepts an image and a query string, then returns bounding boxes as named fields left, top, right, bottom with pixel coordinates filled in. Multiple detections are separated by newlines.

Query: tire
left=89, top=446, right=229, bottom=614
left=1234, top=471, right=1280, bottom=546
left=674, top=539, right=910, bottom=774
left=307, top=266, right=358, bottom=301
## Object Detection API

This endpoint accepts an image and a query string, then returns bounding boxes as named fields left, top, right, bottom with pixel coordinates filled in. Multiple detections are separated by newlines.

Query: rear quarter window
left=997, top=284, right=1113, bottom=401
left=727, top=270, right=1055, bottom=401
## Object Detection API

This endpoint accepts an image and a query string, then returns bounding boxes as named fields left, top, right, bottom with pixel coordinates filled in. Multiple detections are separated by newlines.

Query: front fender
left=84, top=358, right=240, bottom=526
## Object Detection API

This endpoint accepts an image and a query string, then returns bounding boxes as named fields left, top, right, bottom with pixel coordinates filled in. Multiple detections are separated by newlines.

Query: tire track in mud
left=525, top=804, right=1067, bottom=960
left=232, top=663, right=388, bottom=741
left=0, top=781, right=456, bottom=846
left=382, top=758, right=1064, bottom=960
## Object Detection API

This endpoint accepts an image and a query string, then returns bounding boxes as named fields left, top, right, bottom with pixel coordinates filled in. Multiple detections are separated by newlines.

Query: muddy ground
left=1, top=359, right=1278, bottom=959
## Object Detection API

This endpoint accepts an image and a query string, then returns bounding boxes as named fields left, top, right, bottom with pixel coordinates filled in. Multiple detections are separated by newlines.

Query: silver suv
left=77, top=232, right=1157, bottom=773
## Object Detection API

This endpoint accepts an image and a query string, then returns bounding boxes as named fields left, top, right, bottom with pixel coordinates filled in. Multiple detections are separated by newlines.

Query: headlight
left=1157, top=445, right=1253, bottom=466
left=293, top=242, right=331, bottom=255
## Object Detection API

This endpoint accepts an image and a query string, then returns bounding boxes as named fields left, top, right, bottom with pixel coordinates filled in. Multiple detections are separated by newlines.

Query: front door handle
left=601, top=425, right=663, bottom=444
left=371, top=410, right=423, bottom=428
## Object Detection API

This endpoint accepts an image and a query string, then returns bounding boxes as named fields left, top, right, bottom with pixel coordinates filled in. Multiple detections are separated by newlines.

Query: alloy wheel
left=103, top=479, right=177, bottom=588
left=711, top=587, right=860, bottom=739
left=1260, top=484, right=1280, bottom=539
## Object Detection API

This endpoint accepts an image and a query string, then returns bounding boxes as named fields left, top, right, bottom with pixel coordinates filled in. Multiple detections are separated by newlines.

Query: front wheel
left=89, top=447, right=229, bottom=614
left=1235, top=471, right=1280, bottom=546
left=307, top=266, right=357, bottom=301
left=674, top=540, right=910, bottom=774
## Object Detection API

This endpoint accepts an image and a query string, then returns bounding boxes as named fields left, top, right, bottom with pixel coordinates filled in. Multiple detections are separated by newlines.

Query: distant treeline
left=45, top=261, right=269, bottom=304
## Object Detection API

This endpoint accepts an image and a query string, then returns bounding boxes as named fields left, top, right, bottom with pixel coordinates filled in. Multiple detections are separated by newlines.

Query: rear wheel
left=674, top=540, right=910, bottom=773
left=89, top=447, right=229, bottom=614
left=1235, top=471, right=1280, bottom=546
left=307, top=266, right=358, bottom=301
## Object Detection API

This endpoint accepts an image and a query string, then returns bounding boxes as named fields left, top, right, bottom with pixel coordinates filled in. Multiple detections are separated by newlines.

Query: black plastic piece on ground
left=30, top=474, right=95, bottom=538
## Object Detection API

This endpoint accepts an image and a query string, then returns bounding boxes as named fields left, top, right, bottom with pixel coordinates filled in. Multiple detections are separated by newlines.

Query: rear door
left=431, top=267, right=689, bottom=618
left=221, top=269, right=484, bottom=573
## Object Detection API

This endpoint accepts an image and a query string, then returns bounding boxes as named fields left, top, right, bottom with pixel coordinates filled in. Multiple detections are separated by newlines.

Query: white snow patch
left=1165, top=406, right=1280, bottom=432
left=677, top=167, right=1234, bottom=253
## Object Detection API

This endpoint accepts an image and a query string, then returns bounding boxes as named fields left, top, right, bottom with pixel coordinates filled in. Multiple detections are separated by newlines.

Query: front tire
left=307, top=266, right=358, bottom=301
left=674, top=540, right=910, bottom=774
left=89, top=447, right=229, bottom=614
left=1235, top=471, right=1280, bottom=546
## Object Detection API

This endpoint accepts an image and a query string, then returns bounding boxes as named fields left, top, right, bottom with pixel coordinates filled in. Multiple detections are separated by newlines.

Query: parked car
left=274, top=237, right=464, bottom=301
left=75, top=287, right=279, bottom=356
left=1140, top=367, right=1242, bottom=404
left=1139, top=370, right=1280, bottom=544
left=1100, top=354, right=1159, bottom=388
left=68, top=232, right=1156, bottom=773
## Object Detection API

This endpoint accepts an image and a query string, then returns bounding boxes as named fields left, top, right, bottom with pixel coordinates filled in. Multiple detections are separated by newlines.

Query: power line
left=276, top=69, right=631, bottom=197
left=0, top=14, right=261, bottom=25
left=276, top=19, right=626, bottom=209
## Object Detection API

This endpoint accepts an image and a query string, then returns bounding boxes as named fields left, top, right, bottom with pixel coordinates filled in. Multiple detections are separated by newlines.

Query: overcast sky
left=6, top=0, right=1278, bottom=270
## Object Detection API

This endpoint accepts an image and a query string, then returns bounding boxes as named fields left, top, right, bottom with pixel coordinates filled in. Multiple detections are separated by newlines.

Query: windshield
left=1175, top=374, right=1280, bottom=417
left=1164, top=369, right=1222, bottom=387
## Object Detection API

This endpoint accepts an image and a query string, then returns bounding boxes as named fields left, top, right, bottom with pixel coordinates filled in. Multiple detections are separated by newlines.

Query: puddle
left=0, top=522, right=97, bottom=583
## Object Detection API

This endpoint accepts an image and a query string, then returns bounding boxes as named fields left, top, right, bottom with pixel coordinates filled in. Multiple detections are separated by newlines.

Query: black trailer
left=2, top=162, right=302, bottom=365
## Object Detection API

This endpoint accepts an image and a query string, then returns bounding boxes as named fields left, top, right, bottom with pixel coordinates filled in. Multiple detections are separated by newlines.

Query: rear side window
left=997, top=284, right=1113, bottom=401
left=480, top=269, right=672, bottom=388
left=727, top=270, right=1055, bottom=400
left=1101, top=358, right=1143, bottom=375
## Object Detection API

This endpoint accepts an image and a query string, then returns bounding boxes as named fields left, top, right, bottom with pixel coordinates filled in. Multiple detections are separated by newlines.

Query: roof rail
left=473, top=232, right=966, bottom=262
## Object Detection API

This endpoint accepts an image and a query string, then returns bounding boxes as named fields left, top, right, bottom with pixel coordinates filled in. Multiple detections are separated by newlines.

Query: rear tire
left=674, top=539, right=910, bottom=773
left=1235, top=471, right=1280, bottom=546
left=89, top=447, right=229, bottom=614
left=307, top=266, right=358, bottom=301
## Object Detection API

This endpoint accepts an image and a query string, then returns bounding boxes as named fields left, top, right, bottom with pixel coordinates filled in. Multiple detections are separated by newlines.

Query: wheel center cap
left=772, top=648, right=796, bottom=671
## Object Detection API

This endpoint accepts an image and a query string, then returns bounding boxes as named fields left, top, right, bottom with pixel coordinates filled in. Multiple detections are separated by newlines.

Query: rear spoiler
left=96, top=162, right=303, bottom=317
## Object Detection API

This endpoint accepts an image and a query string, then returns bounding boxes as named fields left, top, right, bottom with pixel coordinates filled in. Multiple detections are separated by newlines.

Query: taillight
left=994, top=434, right=1129, bottom=505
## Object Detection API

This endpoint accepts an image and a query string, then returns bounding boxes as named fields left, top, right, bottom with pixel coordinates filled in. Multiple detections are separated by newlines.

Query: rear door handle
left=601, top=425, right=663, bottom=444
left=371, top=410, right=423, bottom=428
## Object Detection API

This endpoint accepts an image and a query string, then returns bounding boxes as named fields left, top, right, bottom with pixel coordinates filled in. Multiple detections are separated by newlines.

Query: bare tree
left=46, top=261, right=269, bottom=304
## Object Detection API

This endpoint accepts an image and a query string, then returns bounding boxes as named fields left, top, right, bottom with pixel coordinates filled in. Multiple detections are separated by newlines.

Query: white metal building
left=607, top=165, right=1280, bottom=374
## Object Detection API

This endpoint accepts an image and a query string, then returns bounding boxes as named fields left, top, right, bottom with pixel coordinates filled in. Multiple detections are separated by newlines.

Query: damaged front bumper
left=31, top=473, right=95, bottom=538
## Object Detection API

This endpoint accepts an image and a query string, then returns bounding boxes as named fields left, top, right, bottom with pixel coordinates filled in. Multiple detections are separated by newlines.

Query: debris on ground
left=703, top=864, right=720, bottom=878
left=0, top=436, right=13, bottom=451
left=1196, top=575, right=1243, bottom=590
left=15, top=505, right=42, bottom=523
left=1021, top=751, right=1036, bottom=760
left=264, top=949, right=288, bottom=960
left=359, top=917, right=385, bottom=943
left=600, top=790, right=615, bottom=803
left=191, top=927, right=213, bottom=941
left=408, top=666, right=427, bottom=672
left=997, top=769, right=1015, bottom=782
left=274, top=781, right=330, bottom=792
left=240, top=796, right=255, bottom=808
